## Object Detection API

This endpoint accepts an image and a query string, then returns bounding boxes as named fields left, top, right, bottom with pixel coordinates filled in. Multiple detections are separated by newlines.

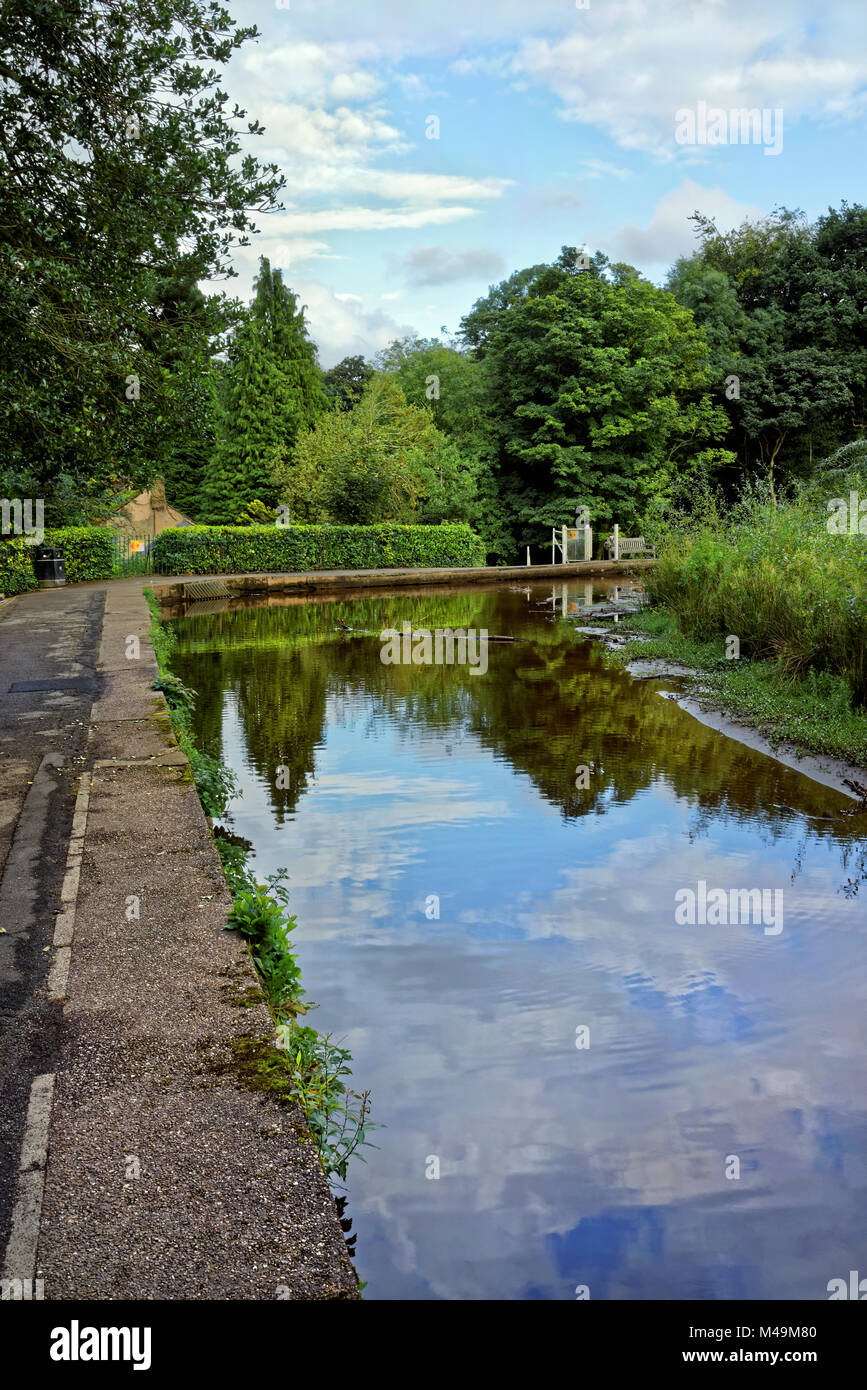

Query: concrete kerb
left=1, top=650, right=96, bottom=1285
left=148, top=557, right=655, bottom=604
left=1, top=1072, right=55, bottom=1289
left=2, top=584, right=197, bottom=1285
left=46, top=772, right=91, bottom=1001
left=47, top=587, right=185, bottom=1006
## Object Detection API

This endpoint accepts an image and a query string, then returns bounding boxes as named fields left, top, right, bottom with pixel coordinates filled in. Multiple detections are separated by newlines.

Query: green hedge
left=151, top=523, right=487, bottom=575
left=0, top=536, right=38, bottom=595
left=43, top=527, right=115, bottom=583
left=1, top=527, right=115, bottom=592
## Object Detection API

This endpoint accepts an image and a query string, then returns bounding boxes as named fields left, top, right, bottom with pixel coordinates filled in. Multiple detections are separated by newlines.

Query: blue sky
left=213, top=0, right=867, bottom=365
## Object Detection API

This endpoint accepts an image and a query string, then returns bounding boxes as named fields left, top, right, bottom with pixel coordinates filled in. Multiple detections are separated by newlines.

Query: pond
left=168, top=578, right=867, bottom=1301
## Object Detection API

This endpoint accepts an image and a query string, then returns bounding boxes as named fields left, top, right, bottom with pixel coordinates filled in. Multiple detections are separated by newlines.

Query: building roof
left=106, top=478, right=195, bottom=536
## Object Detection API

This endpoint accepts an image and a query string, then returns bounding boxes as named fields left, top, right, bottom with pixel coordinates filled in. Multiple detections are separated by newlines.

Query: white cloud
left=579, top=159, right=633, bottom=181
left=612, top=179, right=763, bottom=267
left=251, top=102, right=406, bottom=176
left=348, top=171, right=510, bottom=203
left=201, top=249, right=416, bottom=368
left=239, top=41, right=385, bottom=107
left=288, top=277, right=416, bottom=367
left=225, top=41, right=510, bottom=248
left=261, top=237, right=339, bottom=271
left=399, top=244, right=506, bottom=286
left=450, top=53, right=513, bottom=79
left=228, top=0, right=584, bottom=55
left=510, top=2, right=867, bottom=157
left=208, top=0, right=865, bottom=358
left=278, top=204, right=483, bottom=233
left=394, top=72, right=436, bottom=100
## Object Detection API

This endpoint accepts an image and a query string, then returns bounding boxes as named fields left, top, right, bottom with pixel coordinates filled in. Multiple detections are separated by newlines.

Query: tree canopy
left=2, top=10, right=864, bottom=575
left=667, top=205, right=867, bottom=493
left=271, top=376, right=481, bottom=526
left=0, top=0, right=282, bottom=519
left=322, top=355, right=375, bottom=410
left=459, top=248, right=732, bottom=550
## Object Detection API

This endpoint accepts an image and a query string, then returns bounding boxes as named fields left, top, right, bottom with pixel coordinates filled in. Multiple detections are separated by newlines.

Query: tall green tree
left=201, top=258, right=327, bottom=521
left=375, top=335, right=510, bottom=558
left=0, top=0, right=283, bottom=521
left=272, top=376, right=480, bottom=525
left=459, top=263, right=549, bottom=358
left=667, top=204, right=867, bottom=491
left=322, top=355, right=374, bottom=409
left=142, top=275, right=228, bottom=519
left=462, top=248, right=732, bottom=554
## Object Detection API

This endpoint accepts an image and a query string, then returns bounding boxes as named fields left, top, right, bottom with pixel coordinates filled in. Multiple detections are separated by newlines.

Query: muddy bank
left=578, top=618, right=867, bottom=801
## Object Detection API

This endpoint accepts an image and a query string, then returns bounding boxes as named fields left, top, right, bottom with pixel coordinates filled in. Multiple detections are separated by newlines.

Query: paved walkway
left=0, top=582, right=358, bottom=1299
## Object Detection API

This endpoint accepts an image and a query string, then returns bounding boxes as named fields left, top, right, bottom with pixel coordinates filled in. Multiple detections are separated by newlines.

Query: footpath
left=0, top=580, right=358, bottom=1300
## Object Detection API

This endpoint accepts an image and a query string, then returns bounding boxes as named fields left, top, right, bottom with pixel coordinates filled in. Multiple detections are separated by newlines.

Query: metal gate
left=552, top=525, right=593, bottom=563
left=110, top=534, right=153, bottom=576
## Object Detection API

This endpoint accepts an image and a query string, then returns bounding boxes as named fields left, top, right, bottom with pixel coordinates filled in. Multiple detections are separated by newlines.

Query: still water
left=169, top=580, right=867, bottom=1300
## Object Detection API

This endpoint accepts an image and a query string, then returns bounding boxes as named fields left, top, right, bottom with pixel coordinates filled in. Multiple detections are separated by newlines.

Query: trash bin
left=33, top=546, right=66, bottom=588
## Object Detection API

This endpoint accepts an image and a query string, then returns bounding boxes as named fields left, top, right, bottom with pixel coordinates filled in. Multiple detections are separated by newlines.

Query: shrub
left=274, top=1021, right=377, bottom=1183
left=1, top=527, right=115, bottom=592
left=0, top=536, right=38, bottom=595
left=43, top=526, right=115, bottom=582
left=187, top=748, right=239, bottom=821
left=150, top=522, right=487, bottom=575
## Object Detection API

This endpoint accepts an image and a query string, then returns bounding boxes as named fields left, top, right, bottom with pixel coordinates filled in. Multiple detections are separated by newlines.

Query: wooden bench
left=603, top=535, right=656, bottom=560
left=619, top=536, right=655, bottom=558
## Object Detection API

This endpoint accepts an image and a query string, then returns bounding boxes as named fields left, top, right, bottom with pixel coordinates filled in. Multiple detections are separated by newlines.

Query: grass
left=145, top=588, right=240, bottom=820
left=643, top=460, right=867, bottom=703
left=611, top=457, right=867, bottom=768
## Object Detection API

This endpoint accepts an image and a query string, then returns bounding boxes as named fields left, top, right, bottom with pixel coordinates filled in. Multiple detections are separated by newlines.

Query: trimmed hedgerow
left=0, top=528, right=115, bottom=591
left=151, top=522, right=487, bottom=575
left=42, top=527, right=115, bottom=583
left=0, top=536, right=38, bottom=595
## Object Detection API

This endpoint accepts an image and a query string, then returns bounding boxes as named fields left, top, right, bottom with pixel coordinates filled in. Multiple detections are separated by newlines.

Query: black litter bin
left=33, top=546, right=66, bottom=588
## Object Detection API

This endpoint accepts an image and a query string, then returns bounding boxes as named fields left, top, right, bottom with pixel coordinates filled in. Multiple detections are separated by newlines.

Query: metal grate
left=183, top=579, right=233, bottom=602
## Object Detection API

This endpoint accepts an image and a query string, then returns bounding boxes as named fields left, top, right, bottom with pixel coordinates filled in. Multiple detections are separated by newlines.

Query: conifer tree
left=201, top=258, right=327, bottom=521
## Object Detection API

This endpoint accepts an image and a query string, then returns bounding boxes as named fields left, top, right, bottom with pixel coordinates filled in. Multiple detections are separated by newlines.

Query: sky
left=211, top=0, right=867, bottom=366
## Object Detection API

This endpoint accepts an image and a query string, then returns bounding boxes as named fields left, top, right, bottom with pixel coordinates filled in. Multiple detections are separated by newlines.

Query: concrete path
left=0, top=583, right=358, bottom=1300
left=0, top=586, right=103, bottom=1279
